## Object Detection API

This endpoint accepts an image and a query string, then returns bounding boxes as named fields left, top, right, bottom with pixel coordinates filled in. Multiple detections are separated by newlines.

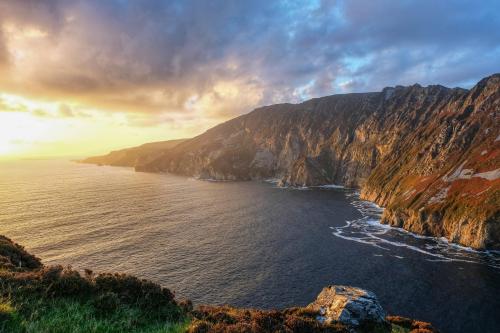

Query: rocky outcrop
left=307, top=285, right=387, bottom=330
left=84, top=74, right=500, bottom=249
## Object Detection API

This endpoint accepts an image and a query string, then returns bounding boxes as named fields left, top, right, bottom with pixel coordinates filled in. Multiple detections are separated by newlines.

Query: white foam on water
left=270, top=182, right=500, bottom=270
left=330, top=191, right=500, bottom=270
left=312, top=184, right=345, bottom=189
left=271, top=182, right=351, bottom=191
left=263, top=178, right=280, bottom=185
left=190, top=176, right=234, bottom=183
left=270, top=183, right=311, bottom=190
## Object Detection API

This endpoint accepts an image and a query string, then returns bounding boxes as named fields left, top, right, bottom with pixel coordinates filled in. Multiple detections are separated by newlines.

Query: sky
left=0, top=0, right=499, bottom=159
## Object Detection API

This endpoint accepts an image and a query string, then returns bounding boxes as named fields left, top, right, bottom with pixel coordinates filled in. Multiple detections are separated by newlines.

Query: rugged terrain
left=82, top=74, right=500, bottom=249
left=0, top=235, right=437, bottom=333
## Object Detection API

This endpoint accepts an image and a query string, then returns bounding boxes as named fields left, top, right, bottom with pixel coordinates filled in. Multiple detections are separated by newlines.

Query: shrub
left=91, top=292, right=120, bottom=315
left=0, top=236, right=42, bottom=271
left=284, top=316, right=319, bottom=333
left=93, top=272, right=177, bottom=313
left=251, top=310, right=282, bottom=331
left=188, top=319, right=212, bottom=333
left=189, top=305, right=350, bottom=333
left=41, top=265, right=92, bottom=297
left=386, top=316, right=439, bottom=333
left=283, top=307, right=319, bottom=318
left=387, top=316, right=413, bottom=328
left=179, top=299, right=194, bottom=313
left=0, top=300, right=14, bottom=323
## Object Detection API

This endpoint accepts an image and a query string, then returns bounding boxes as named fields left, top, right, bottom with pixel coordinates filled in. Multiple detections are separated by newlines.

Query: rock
left=307, top=285, right=388, bottom=331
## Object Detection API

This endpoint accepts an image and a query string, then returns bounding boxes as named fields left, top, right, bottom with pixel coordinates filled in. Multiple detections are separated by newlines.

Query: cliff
left=84, top=74, right=500, bottom=249
left=360, top=75, right=500, bottom=249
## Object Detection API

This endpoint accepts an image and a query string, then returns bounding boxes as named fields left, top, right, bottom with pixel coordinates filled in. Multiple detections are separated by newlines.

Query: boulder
left=308, top=285, right=388, bottom=331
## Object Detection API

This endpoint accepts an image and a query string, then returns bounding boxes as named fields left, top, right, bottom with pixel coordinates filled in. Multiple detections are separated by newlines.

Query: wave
left=331, top=191, right=500, bottom=270
left=188, top=176, right=234, bottom=182
left=267, top=181, right=347, bottom=191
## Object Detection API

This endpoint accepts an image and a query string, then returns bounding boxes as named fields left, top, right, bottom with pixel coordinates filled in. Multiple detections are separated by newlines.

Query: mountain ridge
left=82, top=74, right=500, bottom=249
left=81, top=139, right=187, bottom=167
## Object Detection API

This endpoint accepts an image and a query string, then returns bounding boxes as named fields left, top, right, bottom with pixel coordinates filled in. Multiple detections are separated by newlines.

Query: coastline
left=80, top=159, right=500, bottom=255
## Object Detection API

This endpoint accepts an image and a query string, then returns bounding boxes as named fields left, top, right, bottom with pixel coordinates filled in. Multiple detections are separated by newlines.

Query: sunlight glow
left=0, top=93, right=198, bottom=159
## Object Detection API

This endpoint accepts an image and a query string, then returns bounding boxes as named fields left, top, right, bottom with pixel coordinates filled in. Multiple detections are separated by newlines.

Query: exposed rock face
left=84, top=74, right=500, bottom=249
left=307, top=285, right=387, bottom=330
left=360, top=74, right=500, bottom=249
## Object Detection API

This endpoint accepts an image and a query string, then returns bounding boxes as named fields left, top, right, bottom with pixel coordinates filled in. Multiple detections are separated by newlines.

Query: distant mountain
left=84, top=74, right=500, bottom=249
left=81, top=139, right=187, bottom=167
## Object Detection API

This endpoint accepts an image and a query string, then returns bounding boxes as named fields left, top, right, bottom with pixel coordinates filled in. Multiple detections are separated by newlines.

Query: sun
left=0, top=112, right=48, bottom=158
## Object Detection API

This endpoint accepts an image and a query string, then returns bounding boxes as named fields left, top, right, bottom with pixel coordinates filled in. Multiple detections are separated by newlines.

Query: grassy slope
left=0, top=297, right=189, bottom=333
left=0, top=235, right=189, bottom=333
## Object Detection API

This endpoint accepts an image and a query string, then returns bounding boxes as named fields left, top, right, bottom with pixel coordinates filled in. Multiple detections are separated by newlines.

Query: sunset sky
left=0, top=0, right=499, bottom=159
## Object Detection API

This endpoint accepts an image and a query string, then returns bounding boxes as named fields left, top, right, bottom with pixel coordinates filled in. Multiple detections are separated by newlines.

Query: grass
left=0, top=297, right=189, bottom=333
left=0, top=234, right=190, bottom=333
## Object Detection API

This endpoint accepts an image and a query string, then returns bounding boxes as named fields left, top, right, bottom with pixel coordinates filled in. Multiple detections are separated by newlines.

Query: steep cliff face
left=361, top=75, right=500, bottom=249
left=137, top=93, right=385, bottom=186
left=85, top=74, right=500, bottom=249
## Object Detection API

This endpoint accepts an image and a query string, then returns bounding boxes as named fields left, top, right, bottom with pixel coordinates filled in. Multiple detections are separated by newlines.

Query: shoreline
left=81, top=160, right=500, bottom=255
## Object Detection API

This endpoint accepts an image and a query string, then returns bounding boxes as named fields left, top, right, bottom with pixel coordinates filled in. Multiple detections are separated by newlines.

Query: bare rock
left=308, top=285, right=388, bottom=331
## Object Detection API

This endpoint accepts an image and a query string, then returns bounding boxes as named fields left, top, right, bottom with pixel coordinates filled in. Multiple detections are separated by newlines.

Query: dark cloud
left=0, top=0, right=498, bottom=119
left=0, top=29, right=8, bottom=67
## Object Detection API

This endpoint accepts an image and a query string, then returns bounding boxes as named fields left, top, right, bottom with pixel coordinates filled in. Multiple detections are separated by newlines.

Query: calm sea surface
left=0, top=159, right=499, bottom=333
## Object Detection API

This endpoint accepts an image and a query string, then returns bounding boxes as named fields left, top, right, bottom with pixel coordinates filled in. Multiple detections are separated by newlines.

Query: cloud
left=0, top=96, right=28, bottom=112
left=58, top=103, right=74, bottom=117
left=0, top=29, right=8, bottom=68
left=31, top=108, right=49, bottom=117
left=0, top=0, right=498, bottom=124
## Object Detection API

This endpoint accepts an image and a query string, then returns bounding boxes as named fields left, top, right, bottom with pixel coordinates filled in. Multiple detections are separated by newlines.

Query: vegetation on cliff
left=0, top=235, right=438, bottom=333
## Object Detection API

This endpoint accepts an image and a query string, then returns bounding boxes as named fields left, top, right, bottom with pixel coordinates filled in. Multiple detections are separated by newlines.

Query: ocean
left=1, top=159, right=499, bottom=333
